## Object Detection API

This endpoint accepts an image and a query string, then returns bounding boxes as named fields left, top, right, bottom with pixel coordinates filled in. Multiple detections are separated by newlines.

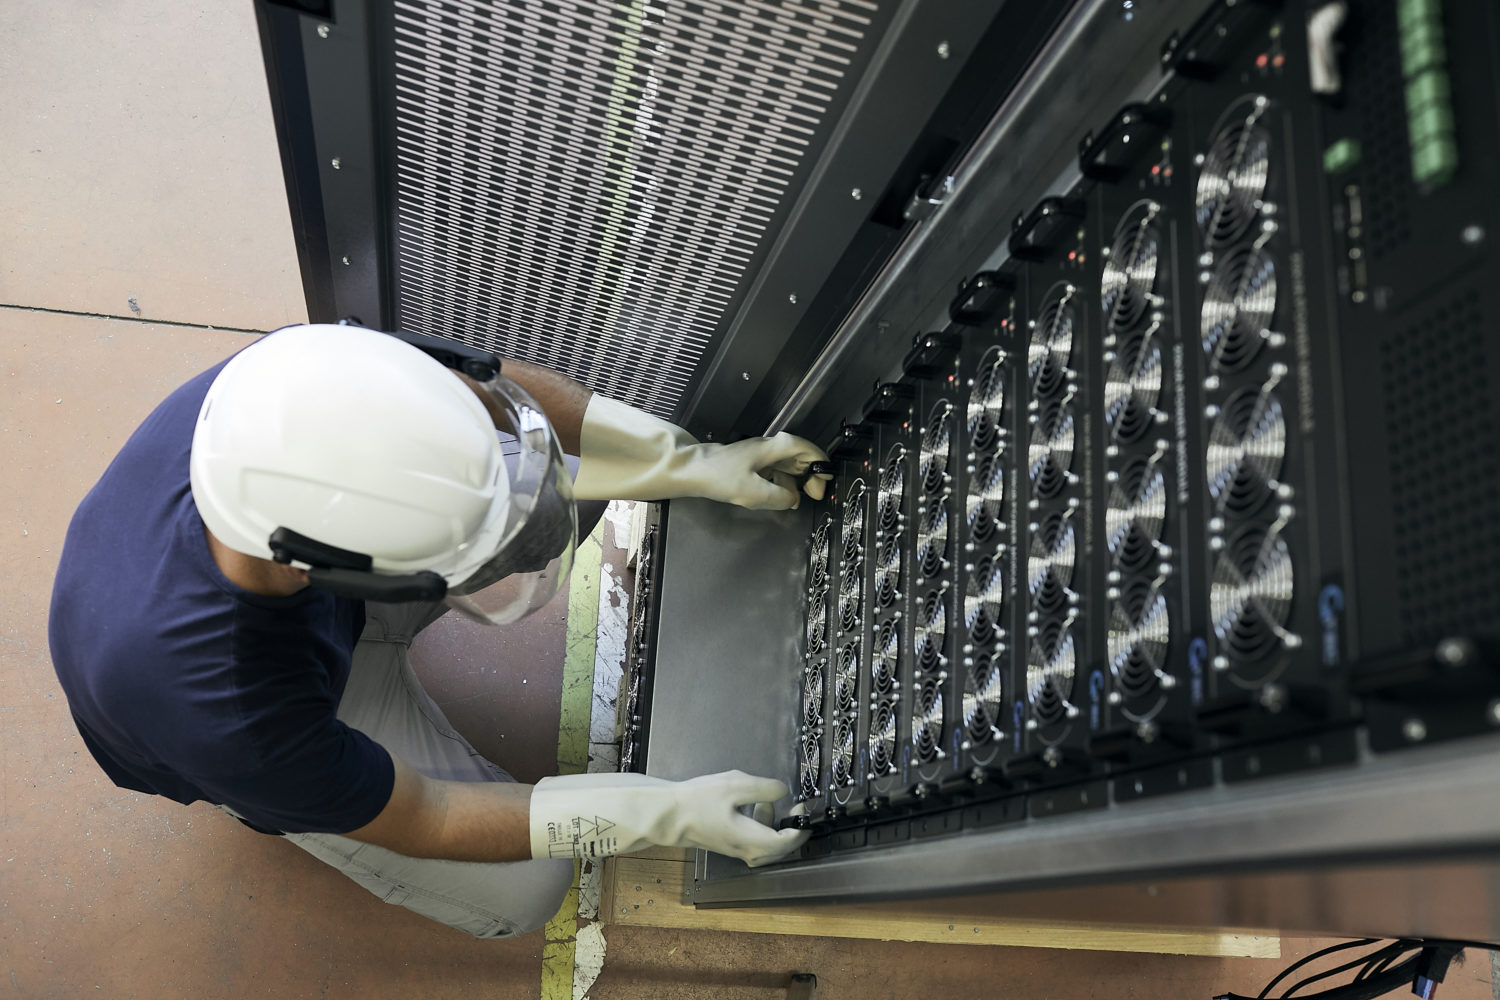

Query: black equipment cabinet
left=256, top=0, right=1500, bottom=938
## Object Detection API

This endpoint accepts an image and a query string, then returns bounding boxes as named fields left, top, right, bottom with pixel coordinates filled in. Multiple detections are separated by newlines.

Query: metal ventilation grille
left=390, top=0, right=879, bottom=416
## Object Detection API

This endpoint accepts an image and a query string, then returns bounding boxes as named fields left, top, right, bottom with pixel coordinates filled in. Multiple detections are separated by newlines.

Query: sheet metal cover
left=391, top=0, right=880, bottom=417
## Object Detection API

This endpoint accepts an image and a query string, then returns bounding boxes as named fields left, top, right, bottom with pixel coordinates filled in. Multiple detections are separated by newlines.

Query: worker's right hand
left=571, top=395, right=833, bottom=510
left=528, top=769, right=808, bottom=866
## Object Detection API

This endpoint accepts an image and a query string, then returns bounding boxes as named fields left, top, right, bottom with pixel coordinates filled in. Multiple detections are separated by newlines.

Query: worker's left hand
left=572, top=395, right=833, bottom=509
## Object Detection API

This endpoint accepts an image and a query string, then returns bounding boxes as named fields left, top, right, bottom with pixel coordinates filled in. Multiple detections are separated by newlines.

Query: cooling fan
left=830, top=718, right=856, bottom=788
left=965, top=555, right=1006, bottom=647
left=1195, top=94, right=1272, bottom=249
left=1028, top=508, right=1077, bottom=618
left=914, top=588, right=949, bottom=673
left=872, top=617, right=900, bottom=697
left=798, top=734, right=821, bottom=800
left=877, top=445, right=907, bottom=535
left=1202, top=244, right=1278, bottom=373
left=841, top=479, right=867, bottom=563
left=1101, top=200, right=1163, bottom=334
left=967, top=346, right=1007, bottom=443
left=874, top=533, right=901, bottom=609
left=1027, top=394, right=1077, bottom=500
left=1210, top=517, right=1297, bottom=671
left=912, top=676, right=945, bottom=763
left=835, top=641, right=859, bottom=715
left=839, top=565, right=865, bottom=632
left=1028, top=283, right=1077, bottom=398
left=1027, top=615, right=1078, bottom=727
left=919, top=400, right=954, bottom=496
left=809, top=518, right=830, bottom=593
left=917, top=502, right=950, bottom=580
left=1105, top=453, right=1169, bottom=574
left=962, top=649, right=1005, bottom=748
left=1206, top=369, right=1288, bottom=516
left=1104, top=327, right=1165, bottom=444
left=868, top=697, right=898, bottom=777
left=1107, top=577, right=1172, bottom=705
left=967, top=445, right=1006, bottom=544
left=803, top=662, right=825, bottom=729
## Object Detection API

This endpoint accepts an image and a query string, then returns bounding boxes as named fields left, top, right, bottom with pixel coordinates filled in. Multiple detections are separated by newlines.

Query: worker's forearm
left=344, top=753, right=537, bottom=862
left=497, top=358, right=592, bottom=456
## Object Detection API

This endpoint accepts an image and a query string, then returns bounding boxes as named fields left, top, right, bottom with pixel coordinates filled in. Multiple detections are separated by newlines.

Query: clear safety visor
left=443, top=374, right=578, bottom=626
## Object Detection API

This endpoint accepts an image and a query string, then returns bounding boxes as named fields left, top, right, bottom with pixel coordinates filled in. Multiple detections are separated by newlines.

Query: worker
left=48, top=323, right=831, bottom=938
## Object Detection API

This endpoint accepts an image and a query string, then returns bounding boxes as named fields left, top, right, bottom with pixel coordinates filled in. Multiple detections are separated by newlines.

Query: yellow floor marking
left=541, top=523, right=604, bottom=1000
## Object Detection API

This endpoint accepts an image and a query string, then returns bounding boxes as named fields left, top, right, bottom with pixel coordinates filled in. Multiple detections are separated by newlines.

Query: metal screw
left=1402, top=718, right=1427, bottom=743
left=1435, top=638, right=1470, bottom=667
left=789, top=293, right=798, bottom=305
left=937, top=41, right=951, bottom=59
left=1486, top=700, right=1500, bottom=726
left=317, top=24, right=330, bottom=38
left=341, top=256, right=351, bottom=266
left=741, top=371, right=750, bottom=381
left=331, top=157, right=341, bottom=170
left=851, top=188, right=862, bottom=200
left=1461, top=224, right=1485, bottom=246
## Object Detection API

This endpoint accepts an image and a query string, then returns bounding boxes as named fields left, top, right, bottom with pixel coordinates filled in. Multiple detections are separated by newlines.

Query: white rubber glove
left=572, top=395, right=833, bottom=509
left=528, top=769, right=809, bottom=867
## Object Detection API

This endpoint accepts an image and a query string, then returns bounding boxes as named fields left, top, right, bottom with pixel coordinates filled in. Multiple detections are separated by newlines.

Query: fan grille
left=1101, top=201, right=1163, bottom=334
left=390, top=0, right=880, bottom=417
left=1202, top=245, right=1276, bottom=373
left=1194, top=95, right=1272, bottom=249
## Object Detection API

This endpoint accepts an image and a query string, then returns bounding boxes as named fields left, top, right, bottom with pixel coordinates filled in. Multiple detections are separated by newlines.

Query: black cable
left=1219, top=954, right=1423, bottom=1000
left=1354, top=942, right=1421, bottom=984
left=1257, top=939, right=1380, bottom=999
left=1282, top=943, right=1410, bottom=997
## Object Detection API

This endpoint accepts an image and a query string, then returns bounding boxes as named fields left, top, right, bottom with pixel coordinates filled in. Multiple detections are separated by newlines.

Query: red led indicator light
left=1273, top=54, right=1285, bottom=68
left=1256, top=53, right=1269, bottom=68
left=1151, top=164, right=1161, bottom=176
left=1067, top=251, right=1077, bottom=261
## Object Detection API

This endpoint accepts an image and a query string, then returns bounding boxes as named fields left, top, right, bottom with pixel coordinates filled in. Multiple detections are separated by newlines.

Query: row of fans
left=1194, top=93, right=1299, bottom=683
left=1099, top=195, right=1176, bottom=721
left=1025, top=279, right=1084, bottom=731
left=961, top=347, right=1010, bottom=752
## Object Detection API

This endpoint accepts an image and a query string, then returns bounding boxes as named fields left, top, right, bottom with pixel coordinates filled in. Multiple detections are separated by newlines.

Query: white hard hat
left=190, top=323, right=576, bottom=623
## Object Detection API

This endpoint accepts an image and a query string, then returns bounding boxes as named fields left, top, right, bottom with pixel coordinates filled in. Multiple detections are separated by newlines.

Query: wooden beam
left=601, top=856, right=1280, bottom=958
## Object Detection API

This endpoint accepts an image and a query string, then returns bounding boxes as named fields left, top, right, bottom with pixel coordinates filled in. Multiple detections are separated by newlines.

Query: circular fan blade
left=1026, top=618, right=1077, bottom=725
left=872, top=617, right=900, bottom=695
left=914, top=588, right=948, bottom=672
left=968, top=346, right=1007, bottom=432
left=1104, top=332, right=1163, bottom=443
left=1195, top=96, right=1272, bottom=248
left=1029, top=284, right=1077, bottom=395
left=1108, top=582, right=1170, bottom=699
left=803, top=663, right=824, bottom=728
left=798, top=736, right=821, bottom=799
left=1028, top=510, right=1077, bottom=613
left=830, top=718, right=855, bottom=787
left=963, top=649, right=1005, bottom=744
left=1028, top=398, right=1076, bottom=499
left=1207, top=387, right=1286, bottom=514
left=868, top=698, right=898, bottom=776
left=917, top=502, right=949, bottom=580
left=841, top=479, right=867, bottom=562
left=912, top=677, right=945, bottom=763
left=1102, top=202, right=1163, bottom=333
left=1105, top=459, right=1168, bottom=558
left=919, top=401, right=954, bottom=495
left=1211, top=524, right=1295, bottom=662
left=1202, top=245, right=1277, bottom=373
left=878, top=447, right=906, bottom=534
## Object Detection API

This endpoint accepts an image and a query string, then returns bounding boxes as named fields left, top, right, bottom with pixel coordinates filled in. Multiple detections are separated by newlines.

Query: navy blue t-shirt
left=48, top=359, right=395, bottom=835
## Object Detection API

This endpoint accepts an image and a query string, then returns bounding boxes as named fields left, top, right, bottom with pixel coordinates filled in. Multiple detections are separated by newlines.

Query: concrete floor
left=4, top=3, right=1498, bottom=999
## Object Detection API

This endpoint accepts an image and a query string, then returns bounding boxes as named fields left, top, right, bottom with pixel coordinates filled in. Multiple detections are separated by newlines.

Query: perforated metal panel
left=389, top=0, right=881, bottom=416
